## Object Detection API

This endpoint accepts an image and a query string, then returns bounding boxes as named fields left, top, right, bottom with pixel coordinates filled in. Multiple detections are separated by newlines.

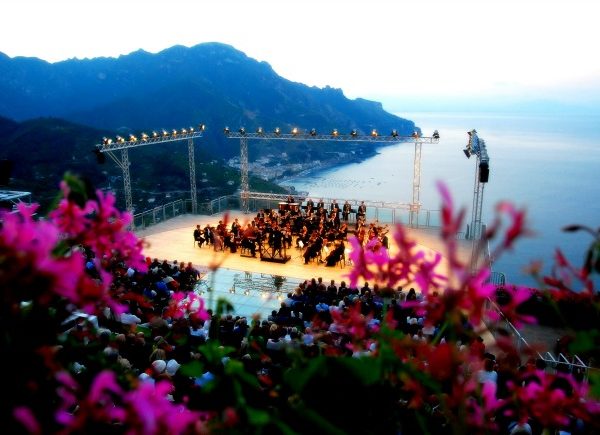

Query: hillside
left=0, top=43, right=417, bottom=162
left=0, top=116, right=285, bottom=213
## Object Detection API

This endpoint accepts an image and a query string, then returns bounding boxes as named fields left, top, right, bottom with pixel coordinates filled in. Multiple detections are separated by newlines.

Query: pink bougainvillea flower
left=13, top=406, right=41, bottom=434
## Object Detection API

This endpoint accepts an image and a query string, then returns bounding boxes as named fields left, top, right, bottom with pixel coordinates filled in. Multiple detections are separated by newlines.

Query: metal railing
left=484, top=297, right=595, bottom=378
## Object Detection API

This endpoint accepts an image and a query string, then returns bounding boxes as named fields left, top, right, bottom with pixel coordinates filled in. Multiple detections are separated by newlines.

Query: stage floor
left=135, top=212, right=471, bottom=317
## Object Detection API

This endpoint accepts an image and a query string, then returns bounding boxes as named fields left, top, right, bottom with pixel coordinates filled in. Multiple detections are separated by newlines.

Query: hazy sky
left=2, top=0, right=599, bottom=109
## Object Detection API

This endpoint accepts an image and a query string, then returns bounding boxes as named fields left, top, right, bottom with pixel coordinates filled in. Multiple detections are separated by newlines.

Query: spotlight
left=172, top=129, right=178, bottom=136
left=189, top=127, right=194, bottom=133
left=102, top=137, right=111, bottom=145
left=433, top=130, right=440, bottom=139
left=412, top=131, right=419, bottom=138
left=181, top=128, right=188, bottom=134
left=224, top=127, right=230, bottom=135
left=310, top=128, right=317, bottom=136
left=239, top=127, right=246, bottom=135
left=371, top=129, right=378, bottom=137
left=141, top=133, right=148, bottom=141
left=116, top=135, right=125, bottom=143
left=351, top=129, right=358, bottom=137
left=274, top=127, right=280, bottom=136
left=331, top=129, right=339, bottom=137
left=129, top=134, right=137, bottom=142
left=391, top=130, right=398, bottom=137
left=291, top=127, right=299, bottom=135
left=463, top=148, right=472, bottom=159
left=162, top=130, right=169, bottom=137
left=152, top=131, right=159, bottom=138
left=198, top=124, right=206, bottom=131
left=257, top=127, right=264, bottom=134
left=243, top=289, right=250, bottom=296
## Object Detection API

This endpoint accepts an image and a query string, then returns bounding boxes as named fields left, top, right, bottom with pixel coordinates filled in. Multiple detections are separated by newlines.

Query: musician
left=241, top=223, right=257, bottom=257
left=286, top=194, right=295, bottom=203
left=357, top=201, right=367, bottom=220
left=282, top=223, right=293, bottom=249
left=306, top=197, right=314, bottom=210
left=325, top=240, right=345, bottom=267
left=269, top=223, right=284, bottom=258
left=338, top=222, right=348, bottom=240
left=317, top=198, right=325, bottom=211
left=193, top=224, right=205, bottom=247
left=296, top=225, right=309, bottom=248
left=303, top=231, right=323, bottom=264
left=342, top=201, right=351, bottom=222
left=230, top=218, right=241, bottom=238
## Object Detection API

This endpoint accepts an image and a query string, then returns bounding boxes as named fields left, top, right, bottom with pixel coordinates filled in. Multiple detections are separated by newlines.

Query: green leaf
left=589, top=371, right=600, bottom=399
left=246, top=407, right=271, bottom=426
left=284, top=357, right=326, bottom=393
left=568, top=330, right=599, bottom=355
left=179, top=360, right=204, bottom=378
left=336, top=356, right=381, bottom=385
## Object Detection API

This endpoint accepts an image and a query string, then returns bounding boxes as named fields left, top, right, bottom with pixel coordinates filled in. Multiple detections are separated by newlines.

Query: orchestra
left=191, top=198, right=390, bottom=265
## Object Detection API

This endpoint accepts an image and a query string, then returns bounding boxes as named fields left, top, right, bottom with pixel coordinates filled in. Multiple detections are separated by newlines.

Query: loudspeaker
left=0, top=159, right=12, bottom=185
left=479, top=162, right=489, bottom=183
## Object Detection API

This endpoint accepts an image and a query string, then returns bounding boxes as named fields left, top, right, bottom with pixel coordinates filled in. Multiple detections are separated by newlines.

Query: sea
left=281, top=111, right=600, bottom=288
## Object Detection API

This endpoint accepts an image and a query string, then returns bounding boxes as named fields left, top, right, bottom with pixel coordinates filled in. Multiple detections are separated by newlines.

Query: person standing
left=357, top=201, right=367, bottom=220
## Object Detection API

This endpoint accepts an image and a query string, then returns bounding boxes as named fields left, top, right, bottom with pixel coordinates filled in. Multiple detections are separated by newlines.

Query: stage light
left=331, top=129, right=339, bottom=137
left=199, top=124, right=206, bottom=131
left=224, top=127, right=230, bottom=135
left=257, top=127, right=264, bottom=134
left=371, top=129, right=378, bottom=137
left=310, top=128, right=317, bottom=136
left=162, top=130, right=169, bottom=137
left=181, top=128, right=188, bottom=134
left=129, top=134, right=137, bottom=142
left=172, top=129, right=178, bottom=136
left=291, top=127, right=299, bottom=135
left=189, top=127, right=194, bottom=133
left=433, top=130, right=440, bottom=139
left=351, top=129, right=358, bottom=137
left=463, top=148, right=472, bottom=158
left=412, top=131, right=419, bottom=138
left=239, top=127, right=246, bottom=135
left=102, top=137, right=110, bottom=145
left=116, top=135, right=125, bottom=143
left=152, top=131, right=159, bottom=138
left=274, top=127, right=280, bottom=135
left=391, top=130, right=398, bottom=137
left=243, top=289, right=250, bottom=296
left=141, top=133, right=148, bottom=141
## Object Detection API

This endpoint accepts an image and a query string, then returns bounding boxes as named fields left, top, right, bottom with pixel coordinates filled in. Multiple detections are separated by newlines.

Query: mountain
left=0, top=116, right=285, bottom=213
left=0, top=43, right=417, bottom=160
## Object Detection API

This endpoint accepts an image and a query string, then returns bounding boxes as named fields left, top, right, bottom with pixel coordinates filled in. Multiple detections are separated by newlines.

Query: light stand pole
left=94, top=125, right=205, bottom=214
left=463, top=129, right=490, bottom=271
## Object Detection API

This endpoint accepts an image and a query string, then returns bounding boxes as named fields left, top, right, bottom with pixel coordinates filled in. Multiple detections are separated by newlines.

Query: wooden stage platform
left=134, top=212, right=471, bottom=318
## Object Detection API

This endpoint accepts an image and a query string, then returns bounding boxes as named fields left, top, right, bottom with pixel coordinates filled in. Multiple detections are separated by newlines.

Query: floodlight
left=274, top=127, right=281, bottom=135
left=331, top=129, right=339, bottom=137
left=224, top=127, right=230, bottom=135
left=257, top=127, right=264, bottom=134
left=310, top=128, right=317, bottom=136
left=239, top=127, right=246, bottom=135
left=391, top=130, right=398, bottom=137
left=351, top=129, right=358, bottom=137
left=291, top=127, right=299, bottom=135
left=371, top=129, right=378, bottom=137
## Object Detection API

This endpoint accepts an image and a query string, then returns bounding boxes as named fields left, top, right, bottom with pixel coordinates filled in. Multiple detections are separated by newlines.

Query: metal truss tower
left=462, top=129, right=490, bottom=272
left=94, top=128, right=204, bottom=213
left=224, top=128, right=439, bottom=221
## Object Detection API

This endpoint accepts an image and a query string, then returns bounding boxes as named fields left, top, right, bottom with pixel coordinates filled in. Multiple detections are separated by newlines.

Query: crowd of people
left=59, top=249, right=594, bottom=434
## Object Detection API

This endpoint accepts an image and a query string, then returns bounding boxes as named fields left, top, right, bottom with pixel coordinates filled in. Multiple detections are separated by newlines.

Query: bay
left=282, top=111, right=600, bottom=287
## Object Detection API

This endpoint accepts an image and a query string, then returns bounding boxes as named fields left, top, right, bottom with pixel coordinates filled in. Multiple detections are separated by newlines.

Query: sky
left=2, top=0, right=599, bottom=112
